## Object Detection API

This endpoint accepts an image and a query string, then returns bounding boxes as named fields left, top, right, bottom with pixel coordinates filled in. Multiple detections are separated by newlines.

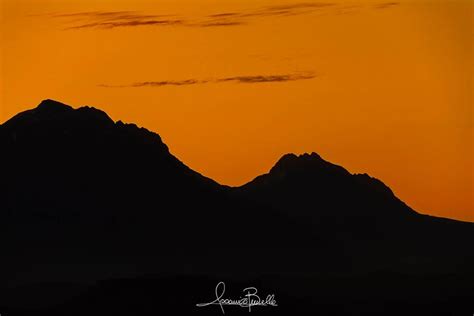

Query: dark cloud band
left=99, top=73, right=316, bottom=88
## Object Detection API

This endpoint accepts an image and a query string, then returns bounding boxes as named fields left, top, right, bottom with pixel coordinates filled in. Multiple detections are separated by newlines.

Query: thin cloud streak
left=48, top=10, right=181, bottom=30
left=373, top=2, right=399, bottom=9
left=217, top=73, right=316, bottom=84
left=99, top=79, right=207, bottom=88
left=66, top=19, right=183, bottom=30
left=38, top=1, right=400, bottom=30
left=196, top=21, right=245, bottom=27
left=99, top=73, right=316, bottom=88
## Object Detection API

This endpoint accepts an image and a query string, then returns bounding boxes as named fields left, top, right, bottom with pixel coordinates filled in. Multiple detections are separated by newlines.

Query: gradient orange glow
left=1, top=0, right=472, bottom=221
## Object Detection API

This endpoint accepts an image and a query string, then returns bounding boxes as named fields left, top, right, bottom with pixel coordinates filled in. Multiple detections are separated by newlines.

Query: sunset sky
left=1, top=0, right=472, bottom=221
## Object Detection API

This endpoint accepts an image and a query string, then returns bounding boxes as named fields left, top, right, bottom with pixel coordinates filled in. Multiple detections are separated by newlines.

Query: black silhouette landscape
left=1, top=100, right=473, bottom=315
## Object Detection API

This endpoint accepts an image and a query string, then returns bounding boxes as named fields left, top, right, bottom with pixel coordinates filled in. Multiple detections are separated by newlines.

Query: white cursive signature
left=196, top=281, right=277, bottom=314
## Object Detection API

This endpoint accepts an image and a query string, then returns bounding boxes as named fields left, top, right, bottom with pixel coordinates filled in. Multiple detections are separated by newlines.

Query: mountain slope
left=235, top=151, right=416, bottom=221
left=1, top=100, right=473, bottom=314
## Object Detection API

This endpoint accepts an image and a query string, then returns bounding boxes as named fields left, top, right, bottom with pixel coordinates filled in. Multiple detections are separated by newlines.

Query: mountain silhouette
left=1, top=100, right=473, bottom=315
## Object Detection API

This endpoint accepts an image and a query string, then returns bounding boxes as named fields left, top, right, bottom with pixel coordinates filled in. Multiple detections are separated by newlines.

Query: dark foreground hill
left=1, top=100, right=473, bottom=315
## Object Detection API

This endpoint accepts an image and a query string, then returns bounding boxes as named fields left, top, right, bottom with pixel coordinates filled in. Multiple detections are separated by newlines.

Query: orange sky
left=1, top=0, right=473, bottom=221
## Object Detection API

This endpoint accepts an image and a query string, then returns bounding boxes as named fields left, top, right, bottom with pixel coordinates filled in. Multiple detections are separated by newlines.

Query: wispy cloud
left=99, top=79, right=207, bottom=88
left=258, top=2, right=335, bottom=15
left=373, top=2, right=399, bottom=9
left=196, top=20, right=245, bottom=27
left=207, top=12, right=240, bottom=18
left=99, top=73, right=316, bottom=88
left=66, top=19, right=183, bottom=30
left=190, top=2, right=336, bottom=27
left=37, top=1, right=400, bottom=30
left=216, top=73, right=316, bottom=84
left=45, top=10, right=182, bottom=30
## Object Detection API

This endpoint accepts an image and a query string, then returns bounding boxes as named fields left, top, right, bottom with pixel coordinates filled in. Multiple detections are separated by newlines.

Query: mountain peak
left=2, top=100, right=114, bottom=129
left=276, top=152, right=322, bottom=164
left=36, top=100, right=113, bottom=124
left=37, top=99, right=73, bottom=113
left=270, top=152, right=342, bottom=175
